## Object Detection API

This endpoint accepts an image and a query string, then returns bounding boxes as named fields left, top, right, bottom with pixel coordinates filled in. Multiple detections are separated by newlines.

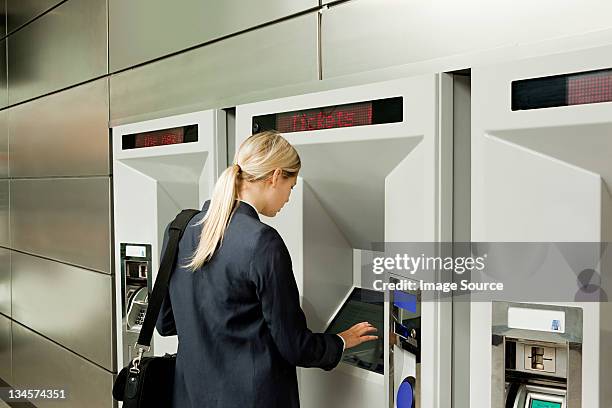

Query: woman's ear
left=269, top=168, right=282, bottom=187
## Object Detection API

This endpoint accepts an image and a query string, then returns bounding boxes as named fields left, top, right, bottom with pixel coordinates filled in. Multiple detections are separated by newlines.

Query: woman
left=156, top=131, right=377, bottom=408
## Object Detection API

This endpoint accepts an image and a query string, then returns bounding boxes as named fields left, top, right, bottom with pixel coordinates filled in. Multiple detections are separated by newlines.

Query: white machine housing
left=470, top=46, right=612, bottom=407
left=113, top=109, right=227, bottom=370
left=235, top=74, right=453, bottom=408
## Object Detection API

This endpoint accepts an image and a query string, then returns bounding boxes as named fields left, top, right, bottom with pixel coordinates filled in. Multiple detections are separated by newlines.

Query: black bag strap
left=136, top=209, right=200, bottom=349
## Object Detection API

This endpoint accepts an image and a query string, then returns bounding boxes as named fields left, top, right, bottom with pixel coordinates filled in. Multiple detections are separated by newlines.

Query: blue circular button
left=397, top=378, right=414, bottom=408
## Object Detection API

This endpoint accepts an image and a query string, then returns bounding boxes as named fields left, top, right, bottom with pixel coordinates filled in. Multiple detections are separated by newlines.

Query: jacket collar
left=235, top=200, right=260, bottom=220
left=201, top=200, right=260, bottom=220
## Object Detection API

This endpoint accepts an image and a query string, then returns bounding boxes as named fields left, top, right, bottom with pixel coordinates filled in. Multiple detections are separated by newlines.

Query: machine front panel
left=471, top=46, right=612, bottom=408
left=235, top=74, right=452, bottom=408
left=112, top=109, right=225, bottom=370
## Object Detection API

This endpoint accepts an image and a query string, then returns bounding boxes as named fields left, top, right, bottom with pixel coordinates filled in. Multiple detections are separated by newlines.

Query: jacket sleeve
left=156, top=224, right=177, bottom=336
left=250, top=227, right=344, bottom=370
left=156, top=294, right=177, bottom=336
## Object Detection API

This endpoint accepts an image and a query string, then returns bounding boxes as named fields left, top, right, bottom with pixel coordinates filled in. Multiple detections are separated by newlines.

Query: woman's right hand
left=338, top=322, right=378, bottom=349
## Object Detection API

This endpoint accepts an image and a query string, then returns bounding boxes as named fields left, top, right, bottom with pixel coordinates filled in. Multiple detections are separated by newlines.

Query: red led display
left=122, top=125, right=197, bottom=150
left=275, top=102, right=373, bottom=133
left=567, top=70, right=612, bottom=106
left=513, top=68, right=612, bottom=110
left=252, top=97, right=402, bottom=133
left=134, top=127, right=184, bottom=148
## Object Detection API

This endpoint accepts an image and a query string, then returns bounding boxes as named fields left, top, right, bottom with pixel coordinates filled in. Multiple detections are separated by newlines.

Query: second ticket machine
left=112, top=110, right=227, bottom=369
left=470, top=46, right=612, bottom=407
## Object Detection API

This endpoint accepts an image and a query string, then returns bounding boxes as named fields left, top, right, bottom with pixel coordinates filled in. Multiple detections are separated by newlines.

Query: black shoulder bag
left=112, top=209, right=200, bottom=408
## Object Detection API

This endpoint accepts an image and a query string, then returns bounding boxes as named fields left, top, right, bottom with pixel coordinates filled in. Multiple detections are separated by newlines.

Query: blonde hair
left=187, top=131, right=301, bottom=270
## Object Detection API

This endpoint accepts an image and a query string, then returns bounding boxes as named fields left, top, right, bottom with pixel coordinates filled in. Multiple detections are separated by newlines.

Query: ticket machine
left=236, top=74, right=454, bottom=408
left=112, top=110, right=227, bottom=369
left=470, top=46, right=612, bottom=407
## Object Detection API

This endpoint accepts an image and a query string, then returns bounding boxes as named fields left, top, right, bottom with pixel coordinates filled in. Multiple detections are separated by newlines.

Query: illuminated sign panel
left=122, top=125, right=198, bottom=150
left=252, top=97, right=403, bottom=134
left=512, top=68, right=612, bottom=110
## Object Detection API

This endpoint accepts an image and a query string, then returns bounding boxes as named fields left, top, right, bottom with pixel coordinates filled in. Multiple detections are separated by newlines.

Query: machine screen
left=325, top=287, right=384, bottom=374
left=529, top=399, right=562, bottom=408
left=252, top=97, right=403, bottom=134
left=122, top=125, right=198, bottom=150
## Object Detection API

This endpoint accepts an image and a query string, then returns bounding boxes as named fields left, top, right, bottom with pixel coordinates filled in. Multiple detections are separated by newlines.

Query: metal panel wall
left=0, top=39, right=6, bottom=109
left=11, top=251, right=113, bottom=369
left=10, top=178, right=111, bottom=273
left=6, top=0, right=62, bottom=33
left=7, top=0, right=108, bottom=105
left=110, top=13, right=319, bottom=124
left=109, top=0, right=317, bottom=72
left=0, top=249, right=9, bottom=317
left=9, top=78, right=110, bottom=178
left=0, top=0, right=5, bottom=39
left=0, top=180, right=7, bottom=247
left=0, top=314, right=10, bottom=384
left=0, top=111, right=7, bottom=177
left=12, top=322, right=114, bottom=408
left=321, top=0, right=612, bottom=78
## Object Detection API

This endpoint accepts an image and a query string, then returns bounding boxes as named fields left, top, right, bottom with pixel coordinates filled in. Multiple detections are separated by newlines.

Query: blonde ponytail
left=188, top=131, right=300, bottom=271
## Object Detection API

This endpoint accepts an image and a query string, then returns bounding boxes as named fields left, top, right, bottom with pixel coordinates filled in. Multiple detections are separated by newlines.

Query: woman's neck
left=237, top=193, right=262, bottom=214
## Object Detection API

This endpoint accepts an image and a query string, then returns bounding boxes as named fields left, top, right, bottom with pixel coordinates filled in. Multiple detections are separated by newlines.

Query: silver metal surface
left=0, top=110, right=7, bottom=177
left=9, top=78, right=110, bottom=177
left=8, top=0, right=107, bottom=105
left=320, top=0, right=440, bottom=78
left=11, top=251, right=114, bottom=370
left=110, top=13, right=318, bottom=125
left=320, top=0, right=612, bottom=79
left=490, top=336, right=505, bottom=408
left=0, top=249, right=9, bottom=316
left=110, top=0, right=317, bottom=72
left=0, top=314, right=10, bottom=384
left=567, top=343, right=582, bottom=407
left=11, top=321, right=114, bottom=408
left=0, top=180, right=7, bottom=247
left=10, top=177, right=111, bottom=273
left=0, top=40, right=6, bottom=109
left=0, top=1, right=5, bottom=38
left=515, top=341, right=567, bottom=377
left=6, top=0, right=62, bottom=33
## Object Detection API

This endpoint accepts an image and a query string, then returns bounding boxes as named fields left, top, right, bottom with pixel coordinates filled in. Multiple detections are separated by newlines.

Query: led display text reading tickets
left=252, top=97, right=403, bottom=134
left=277, top=102, right=372, bottom=132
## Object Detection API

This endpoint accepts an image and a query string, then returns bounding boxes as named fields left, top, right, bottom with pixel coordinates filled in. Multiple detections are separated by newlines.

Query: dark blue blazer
left=156, top=200, right=343, bottom=408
